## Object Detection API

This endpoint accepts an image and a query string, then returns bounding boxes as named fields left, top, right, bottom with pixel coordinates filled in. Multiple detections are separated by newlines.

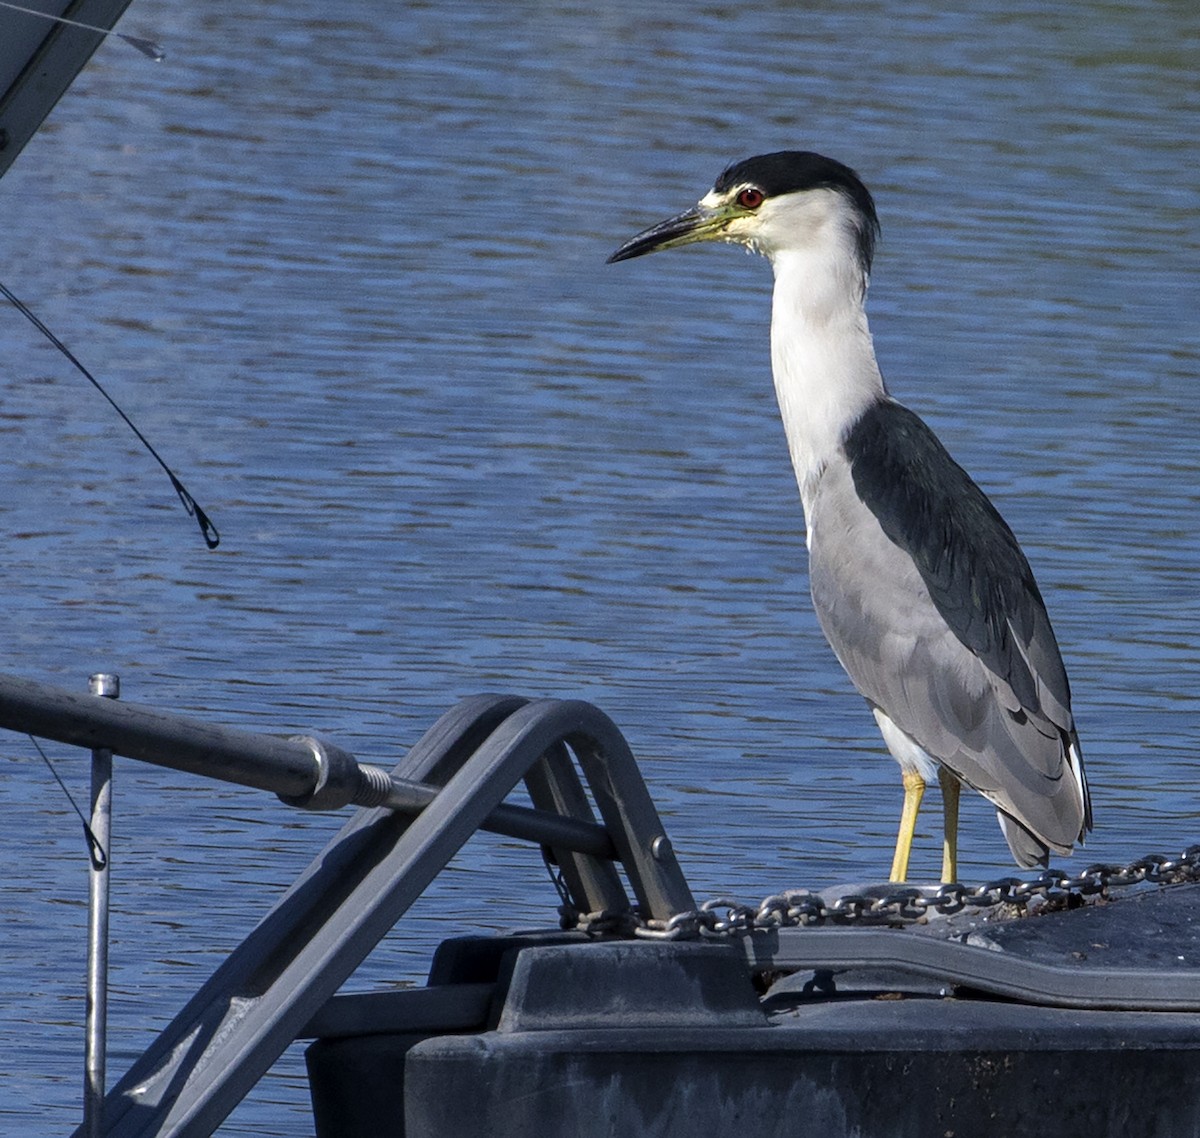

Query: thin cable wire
left=28, top=735, right=107, bottom=868
left=0, top=281, right=220, bottom=548
left=0, top=0, right=163, bottom=60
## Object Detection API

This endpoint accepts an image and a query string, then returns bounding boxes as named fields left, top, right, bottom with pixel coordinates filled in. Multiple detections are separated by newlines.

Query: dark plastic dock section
left=305, top=884, right=1200, bottom=1138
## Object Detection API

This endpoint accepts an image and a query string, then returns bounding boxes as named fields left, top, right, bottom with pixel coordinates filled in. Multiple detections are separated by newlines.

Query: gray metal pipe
left=83, top=673, right=117, bottom=1138
left=0, top=672, right=317, bottom=797
left=0, top=671, right=617, bottom=859
left=382, top=778, right=616, bottom=859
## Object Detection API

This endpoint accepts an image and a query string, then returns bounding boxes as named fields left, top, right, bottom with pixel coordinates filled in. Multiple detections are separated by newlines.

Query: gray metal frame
left=0, top=674, right=692, bottom=1137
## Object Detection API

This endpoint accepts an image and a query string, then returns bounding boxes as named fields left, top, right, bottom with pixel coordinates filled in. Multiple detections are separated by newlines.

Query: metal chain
left=620, top=845, right=1200, bottom=941
left=540, top=847, right=645, bottom=936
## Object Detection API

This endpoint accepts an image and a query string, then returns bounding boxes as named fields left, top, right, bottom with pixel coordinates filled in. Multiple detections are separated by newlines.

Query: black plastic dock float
left=306, top=884, right=1200, bottom=1138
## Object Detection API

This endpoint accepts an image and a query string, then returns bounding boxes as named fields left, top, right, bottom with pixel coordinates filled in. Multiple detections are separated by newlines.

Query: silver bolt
left=651, top=835, right=673, bottom=862
left=89, top=673, right=120, bottom=699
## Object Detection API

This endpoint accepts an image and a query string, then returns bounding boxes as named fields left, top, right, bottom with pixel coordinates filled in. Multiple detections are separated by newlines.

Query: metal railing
left=0, top=672, right=694, bottom=1138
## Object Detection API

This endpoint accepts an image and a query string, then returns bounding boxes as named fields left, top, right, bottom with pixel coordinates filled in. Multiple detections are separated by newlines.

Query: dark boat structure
left=0, top=0, right=142, bottom=179
left=4, top=10, right=1200, bottom=1138
left=3, top=671, right=1200, bottom=1138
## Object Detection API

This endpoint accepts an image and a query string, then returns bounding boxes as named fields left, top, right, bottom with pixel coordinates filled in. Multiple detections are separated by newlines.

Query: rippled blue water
left=1, top=0, right=1197, bottom=1131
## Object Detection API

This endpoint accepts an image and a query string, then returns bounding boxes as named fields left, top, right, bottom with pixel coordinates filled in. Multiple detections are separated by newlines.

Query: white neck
left=768, top=244, right=885, bottom=513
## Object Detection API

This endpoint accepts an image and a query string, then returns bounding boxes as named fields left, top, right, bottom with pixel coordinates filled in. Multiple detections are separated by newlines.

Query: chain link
left=617, top=844, right=1200, bottom=941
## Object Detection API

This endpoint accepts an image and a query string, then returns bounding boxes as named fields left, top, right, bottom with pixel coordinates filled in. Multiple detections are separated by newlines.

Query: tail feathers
left=995, top=729, right=1091, bottom=870
left=997, top=809, right=1079, bottom=869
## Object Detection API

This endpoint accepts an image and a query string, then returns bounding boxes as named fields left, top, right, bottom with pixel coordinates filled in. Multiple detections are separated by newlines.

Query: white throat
left=767, top=242, right=884, bottom=514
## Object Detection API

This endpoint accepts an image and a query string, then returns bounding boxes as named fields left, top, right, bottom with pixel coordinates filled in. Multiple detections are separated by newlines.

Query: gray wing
left=807, top=399, right=1091, bottom=860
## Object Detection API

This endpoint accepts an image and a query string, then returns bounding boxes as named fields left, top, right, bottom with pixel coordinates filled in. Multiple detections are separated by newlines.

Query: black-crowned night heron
left=609, top=151, right=1092, bottom=883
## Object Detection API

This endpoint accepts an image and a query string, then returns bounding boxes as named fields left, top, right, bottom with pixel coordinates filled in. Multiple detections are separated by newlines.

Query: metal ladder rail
left=524, top=742, right=630, bottom=919
left=388, top=690, right=628, bottom=918
left=59, top=694, right=692, bottom=1138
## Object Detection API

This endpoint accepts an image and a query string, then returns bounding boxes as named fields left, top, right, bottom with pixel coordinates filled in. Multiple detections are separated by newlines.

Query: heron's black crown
left=716, top=151, right=880, bottom=272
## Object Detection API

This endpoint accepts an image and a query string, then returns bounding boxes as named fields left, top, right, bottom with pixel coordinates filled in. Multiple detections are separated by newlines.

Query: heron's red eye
left=737, top=187, right=764, bottom=209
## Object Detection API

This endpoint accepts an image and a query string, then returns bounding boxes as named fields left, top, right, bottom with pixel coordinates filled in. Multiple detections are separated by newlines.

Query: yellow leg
left=940, top=768, right=961, bottom=884
left=889, top=770, right=926, bottom=883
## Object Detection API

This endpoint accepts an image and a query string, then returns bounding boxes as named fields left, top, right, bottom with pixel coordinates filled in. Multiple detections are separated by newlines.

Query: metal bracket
left=49, top=692, right=692, bottom=1137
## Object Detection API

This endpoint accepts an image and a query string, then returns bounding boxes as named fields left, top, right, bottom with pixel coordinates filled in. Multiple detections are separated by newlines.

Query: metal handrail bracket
left=0, top=683, right=696, bottom=1138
